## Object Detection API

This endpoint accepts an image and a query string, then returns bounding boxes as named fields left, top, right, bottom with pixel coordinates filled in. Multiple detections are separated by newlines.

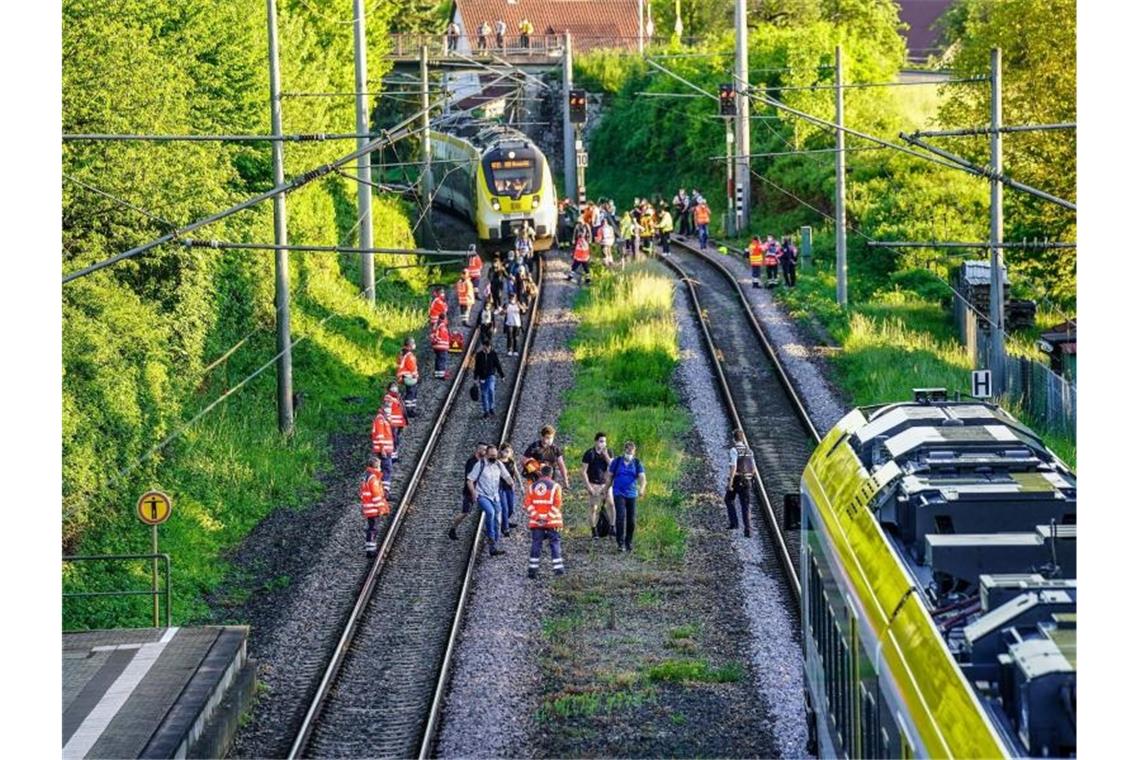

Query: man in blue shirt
left=604, top=440, right=646, bottom=553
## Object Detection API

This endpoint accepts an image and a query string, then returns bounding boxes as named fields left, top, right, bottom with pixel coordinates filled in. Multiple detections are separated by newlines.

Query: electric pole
left=420, top=45, right=432, bottom=207
left=989, top=47, right=1006, bottom=395
left=638, top=0, right=645, bottom=55
left=353, top=0, right=374, bottom=304
left=734, top=0, right=751, bottom=231
left=834, top=45, right=848, bottom=307
left=725, top=121, right=735, bottom=237
left=563, top=32, right=576, bottom=203
left=267, top=0, right=293, bottom=434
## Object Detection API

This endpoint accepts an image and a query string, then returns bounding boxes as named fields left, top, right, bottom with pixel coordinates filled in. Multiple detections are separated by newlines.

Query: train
left=793, top=390, right=1076, bottom=758
left=428, top=119, right=558, bottom=253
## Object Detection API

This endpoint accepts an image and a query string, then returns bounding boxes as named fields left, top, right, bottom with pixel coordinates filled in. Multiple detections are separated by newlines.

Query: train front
left=475, top=142, right=557, bottom=252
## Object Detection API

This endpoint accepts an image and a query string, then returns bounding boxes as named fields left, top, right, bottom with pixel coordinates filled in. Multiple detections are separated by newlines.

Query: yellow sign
left=137, top=491, right=173, bottom=526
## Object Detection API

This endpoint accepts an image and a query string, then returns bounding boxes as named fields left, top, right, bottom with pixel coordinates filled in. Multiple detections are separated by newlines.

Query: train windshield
left=484, top=150, right=541, bottom=198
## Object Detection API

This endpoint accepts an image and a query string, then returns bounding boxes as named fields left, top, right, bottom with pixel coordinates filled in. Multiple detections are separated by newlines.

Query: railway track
left=659, top=239, right=820, bottom=597
left=287, top=260, right=545, bottom=759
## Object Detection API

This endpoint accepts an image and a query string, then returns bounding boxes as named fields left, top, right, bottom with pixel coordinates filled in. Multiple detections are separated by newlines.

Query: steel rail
left=285, top=313, right=482, bottom=760
left=417, top=256, right=546, bottom=759
left=658, top=248, right=801, bottom=598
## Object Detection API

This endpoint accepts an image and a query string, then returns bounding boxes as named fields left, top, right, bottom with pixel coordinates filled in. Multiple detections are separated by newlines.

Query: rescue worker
left=724, top=429, right=755, bottom=537
left=360, top=456, right=390, bottom=553
left=748, top=235, right=765, bottom=289
left=780, top=235, right=798, bottom=287
left=383, top=381, right=407, bottom=461
left=569, top=234, right=591, bottom=285
left=456, top=270, right=475, bottom=325
left=448, top=443, right=487, bottom=540
left=428, top=287, right=448, bottom=328
left=397, top=337, right=419, bottom=418
left=525, top=464, right=565, bottom=578
left=431, top=316, right=451, bottom=379
left=638, top=202, right=656, bottom=256
left=619, top=210, right=635, bottom=264
left=518, top=17, right=534, bottom=50
left=657, top=202, right=674, bottom=256
left=581, top=432, right=615, bottom=540
left=524, top=424, right=570, bottom=486
left=370, top=405, right=396, bottom=494
left=465, top=245, right=484, bottom=293
left=764, top=235, right=781, bottom=287
left=693, top=200, right=711, bottom=250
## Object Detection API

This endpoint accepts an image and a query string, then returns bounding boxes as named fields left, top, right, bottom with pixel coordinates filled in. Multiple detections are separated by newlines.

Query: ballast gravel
left=434, top=254, right=580, bottom=758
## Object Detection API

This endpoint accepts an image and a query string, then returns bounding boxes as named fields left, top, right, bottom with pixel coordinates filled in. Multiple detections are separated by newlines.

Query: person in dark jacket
left=473, top=339, right=506, bottom=418
left=780, top=235, right=798, bottom=287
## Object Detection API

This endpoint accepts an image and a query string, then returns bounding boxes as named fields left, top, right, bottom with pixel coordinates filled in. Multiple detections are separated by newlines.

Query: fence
left=956, top=301, right=1076, bottom=438
left=387, top=34, right=688, bottom=59
left=63, top=553, right=172, bottom=629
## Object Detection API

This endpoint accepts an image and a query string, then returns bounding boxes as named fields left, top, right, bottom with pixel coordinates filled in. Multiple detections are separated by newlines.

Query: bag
left=469, top=383, right=480, bottom=402
left=595, top=509, right=612, bottom=538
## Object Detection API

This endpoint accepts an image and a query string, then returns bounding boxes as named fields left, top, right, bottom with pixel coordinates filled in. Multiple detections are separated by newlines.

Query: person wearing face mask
left=448, top=443, right=488, bottom=540
left=603, top=440, right=646, bottom=553
left=382, top=382, right=407, bottom=461
left=580, top=432, right=615, bottom=539
left=523, top=424, right=570, bottom=486
left=360, top=456, right=390, bottom=554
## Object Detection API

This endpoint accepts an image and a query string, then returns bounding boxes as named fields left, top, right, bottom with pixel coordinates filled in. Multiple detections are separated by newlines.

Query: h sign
left=972, top=369, right=992, bottom=399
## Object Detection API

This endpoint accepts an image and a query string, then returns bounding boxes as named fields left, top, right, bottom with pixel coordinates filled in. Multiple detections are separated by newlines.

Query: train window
left=484, top=153, right=541, bottom=198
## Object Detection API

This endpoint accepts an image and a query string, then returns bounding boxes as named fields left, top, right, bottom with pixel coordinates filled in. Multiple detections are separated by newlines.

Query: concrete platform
left=63, top=626, right=254, bottom=759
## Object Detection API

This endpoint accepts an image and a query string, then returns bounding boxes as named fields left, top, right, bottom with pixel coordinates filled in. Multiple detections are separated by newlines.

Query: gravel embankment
left=673, top=283, right=811, bottom=758
left=435, top=254, right=580, bottom=758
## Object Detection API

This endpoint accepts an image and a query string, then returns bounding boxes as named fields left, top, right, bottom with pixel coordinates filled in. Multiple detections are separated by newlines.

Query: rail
left=62, top=553, right=172, bottom=629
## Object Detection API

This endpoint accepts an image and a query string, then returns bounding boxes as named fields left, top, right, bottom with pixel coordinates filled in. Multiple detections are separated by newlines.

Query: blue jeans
left=477, top=495, right=500, bottom=547
left=698, top=224, right=709, bottom=250
left=500, top=487, right=516, bottom=532
left=479, top=375, right=497, bottom=414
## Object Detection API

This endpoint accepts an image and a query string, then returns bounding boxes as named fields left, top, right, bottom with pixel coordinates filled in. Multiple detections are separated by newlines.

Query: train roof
left=431, top=117, right=536, bottom=153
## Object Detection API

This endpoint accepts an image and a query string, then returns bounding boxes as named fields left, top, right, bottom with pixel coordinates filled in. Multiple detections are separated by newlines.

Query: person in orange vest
left=693, top=201, right=711, bottom=250
left=370, top=406, right=396, bottom=492
left=428, top=287, right=448, bottom=329
left=748, top=235, right=765, bottom=289
left=431, top=315, right=451, bottom=379
left=456, top=271, right=475, bottom=326
left=763, top=234, right=782, bottom=287
left=360, top=456, right=391, bottom=554
left=383, top=382, right=407, bottom=461
left=525, top=464, right=565, bottom=578
left=569, top=234, right=591, bottom=286
left=396, top=338, right=419, bottom=418
left=465, top=244, right=484, bottom=293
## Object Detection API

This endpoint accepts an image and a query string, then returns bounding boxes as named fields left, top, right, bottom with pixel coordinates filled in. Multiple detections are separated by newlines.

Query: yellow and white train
left=796, top=393, right=1076, bottom=758
left=429, top=120, right=557, bottom=252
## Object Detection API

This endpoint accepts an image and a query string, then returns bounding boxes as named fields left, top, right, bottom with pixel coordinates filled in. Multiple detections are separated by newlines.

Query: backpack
left=595, top=510, right=612, bottom=538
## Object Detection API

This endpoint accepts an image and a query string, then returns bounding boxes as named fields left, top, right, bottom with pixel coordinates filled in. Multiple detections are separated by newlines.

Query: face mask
left=624, top=453, right=634, bottom=462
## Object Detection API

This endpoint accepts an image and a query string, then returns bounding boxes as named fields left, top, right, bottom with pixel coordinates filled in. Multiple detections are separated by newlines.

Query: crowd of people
left=445, top=18, right=551, bottom=55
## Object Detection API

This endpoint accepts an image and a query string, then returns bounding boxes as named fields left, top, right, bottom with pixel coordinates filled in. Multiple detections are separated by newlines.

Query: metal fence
left=956, top=301, right=1076, bottom=438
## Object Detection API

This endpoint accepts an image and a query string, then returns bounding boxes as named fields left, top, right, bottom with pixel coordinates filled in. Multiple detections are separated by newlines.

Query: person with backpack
left=780, top=235, right=798, bottom=287
left=360, top=456, right=391, bottom=554
left=448, top=442, right=487, bottom=540
left=473, top=339, right=505, bottom=419
left=604, top=440, right=646, bottom=553
left=581, top=432, right=615, bottom=540
left=467, top=443, right=511, bottom=555
left=525, top=464, right=565, bottom=578
left=724, top=429, right=756, bottom=538
left=431, top=316, right=451, bottom=379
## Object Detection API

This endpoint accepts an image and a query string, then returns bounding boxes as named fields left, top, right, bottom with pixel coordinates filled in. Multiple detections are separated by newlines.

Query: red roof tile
left=453, top=0, right=642, bottom=50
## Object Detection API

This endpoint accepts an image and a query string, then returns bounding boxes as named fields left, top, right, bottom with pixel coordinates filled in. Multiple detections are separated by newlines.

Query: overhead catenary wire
left=63, top=173, right=177, bottom=230
left=63, top=132, right=382, bottom=143
left=180, top=239, right=471, bottom=257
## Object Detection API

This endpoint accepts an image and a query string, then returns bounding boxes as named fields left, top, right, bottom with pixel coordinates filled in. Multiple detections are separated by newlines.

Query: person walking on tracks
left=428, top=287, right=448, bottom=329
left=473, top=339, right=506, bottom=419
left=524, top=424, right=570, bottom=486
left=457, top=270, right=475, bottom=325
left=581, top=432, right=615, bottom=539
left=468, top=443, right=511, bottom=555
left=724, top=429, right=756, bottom=537
left=604, top=440, right=646, bottom=553
left=397, top=337, right=420, bottom=418
left=431, top=316, right=451, bottom=379
left=360, top=456, right=391, bottom=554
left=525, top=464, right=565, bottom=578
left=656, top=202, right=674, bottom=256
left=498, top=442, right=523, bottom=538
left=465, top=245, right=484, bottom=293
left=448, top=443, right=487, bottom=540
left=504, top=292, right=524, bottom=356
left=383, top=381, right=408, bottom=461
left=570, top=234, right=591, bottom=285
left=693, top=200, right=711, bottom=250
left=370, top=406, right=396, bottom=494
left=748, top=235, right=765, bottom=289
left=780, top=235, right=798, bottom=287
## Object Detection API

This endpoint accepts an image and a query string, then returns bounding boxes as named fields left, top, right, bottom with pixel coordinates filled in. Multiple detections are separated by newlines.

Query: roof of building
left=897, top=0, right=955, bottom=57
left=452, top=0, right=640, bottom=45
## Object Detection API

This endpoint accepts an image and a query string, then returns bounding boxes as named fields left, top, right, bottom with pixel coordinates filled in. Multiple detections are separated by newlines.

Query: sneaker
left=448, top=527, right=458, bottom=541
left=743, top=529, right=751, bottom=538
left=591, top=525, right=598, bottom=538
left=527, top=567, right=538, bottom=579
left=502, top=529, right=511, bottom=538
left=554, top=568, right=565, bottom=576
left=508, top=522, right=518, bottom=529
left=623, top=545, right=632, bottom=553
left=491, top=546, right=506, bottom=556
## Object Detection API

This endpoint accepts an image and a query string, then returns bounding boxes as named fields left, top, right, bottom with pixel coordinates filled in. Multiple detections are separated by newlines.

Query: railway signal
left=568, top=89, right=587, bottom=124
left=719, top=84, right=736, bottom=116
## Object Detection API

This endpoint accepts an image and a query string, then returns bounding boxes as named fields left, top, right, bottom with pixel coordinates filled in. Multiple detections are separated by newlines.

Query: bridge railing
left=388, top=33, right=690, bottom=58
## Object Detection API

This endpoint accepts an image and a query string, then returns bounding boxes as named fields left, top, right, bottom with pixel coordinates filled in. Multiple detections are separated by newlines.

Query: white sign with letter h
left=972, top=369, right=992, bottom=399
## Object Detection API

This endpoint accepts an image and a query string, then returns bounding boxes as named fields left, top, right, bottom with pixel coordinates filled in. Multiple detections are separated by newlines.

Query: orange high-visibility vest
left=694, top=205, right=711, bottom=225
left=524, top=477, right=563, bottom=529
left=360, top=468, right=390, bottom=518
left=749, top=241, right=765, bottom=266
left=573, top=238, right=591, bottom=262
left=371, top=413, right=395, bottom=454
left=431, top=322, right=450, bottom=351
left=383, top=392, right=406, bottom=428
left=764, top=242, right=780, bottom=267
left=428, top=295, right=447, bottom=322
left=466, top=254, right=483, bottom=280
left=457, top=278, right=473, bottom=306
left=397, top=350, right=418, bottom=382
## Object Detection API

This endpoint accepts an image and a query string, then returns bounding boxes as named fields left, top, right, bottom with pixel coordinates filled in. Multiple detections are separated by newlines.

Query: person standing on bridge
left=468, top=443, right=510, bottom=555
left=473, top=339, right=506, bottom=419
left=397, top=337, right=419, bottom=418
left=780, top=235, right=798, bottom=287
left=445, top=21, right=460, bottom=54
left=431, top=315, right=451, bottom=379
left=748, top=235, right=765, bottom=289
left=383, top=382, right=408, bottom=461
left=724, top=429, right=755, bottom=538
left=494, top=18, right=507, bottom=52
left=693, top=199, right=711, bottom=251
left=518, top=17, right=534, bottom=50
left=525, top=464, right=565, bottom=578
left=604, top=440, right=646, bottom=553
left=360, top=456, right=391, bottom=554
left=457, top=270, right=475, bottom=326
left=477, top=20, right=491, bottom=53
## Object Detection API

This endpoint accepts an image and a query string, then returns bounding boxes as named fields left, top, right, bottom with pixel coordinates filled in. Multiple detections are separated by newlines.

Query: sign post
left=971, top=369, right=993, bottom=399
left=137, top=490, right=173, bottom=627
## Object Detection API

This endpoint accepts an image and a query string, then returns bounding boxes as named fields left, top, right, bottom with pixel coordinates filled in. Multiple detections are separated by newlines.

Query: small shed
left=1038, top=319, right=1077, bottom=383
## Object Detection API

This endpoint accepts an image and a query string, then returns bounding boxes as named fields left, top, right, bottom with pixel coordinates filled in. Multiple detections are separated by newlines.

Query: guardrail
left=387, top=33, right=697, bottom=58
left=63, top=553, right=172, bottom=629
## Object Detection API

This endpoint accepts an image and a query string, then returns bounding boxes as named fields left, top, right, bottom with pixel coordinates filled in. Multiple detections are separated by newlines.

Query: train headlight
left=531, top=195, right=540, bottom=209
left=491, top=199, right=501, bottom=211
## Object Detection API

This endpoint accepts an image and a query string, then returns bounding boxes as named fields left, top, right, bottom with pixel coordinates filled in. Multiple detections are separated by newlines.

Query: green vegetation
left=646, top=658, right=745, bottom=684
left=62, top=1, right=439, bottom=629
left=557, top=262, right=689, bottom=560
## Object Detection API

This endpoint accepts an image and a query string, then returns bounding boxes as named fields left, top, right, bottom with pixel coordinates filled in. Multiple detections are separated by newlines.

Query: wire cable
left=63, top=173, right=178, bottom=231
